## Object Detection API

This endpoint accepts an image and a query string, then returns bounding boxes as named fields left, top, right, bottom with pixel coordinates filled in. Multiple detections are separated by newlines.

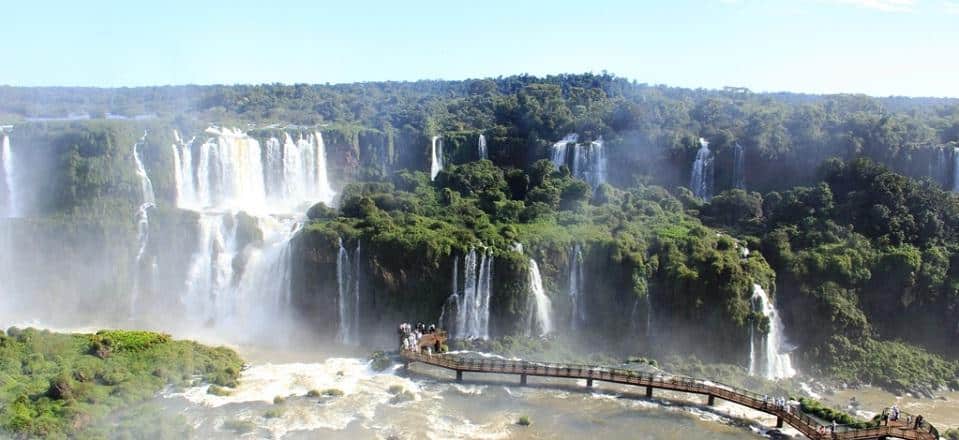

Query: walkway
left=400, top=350, right=939, bottom=440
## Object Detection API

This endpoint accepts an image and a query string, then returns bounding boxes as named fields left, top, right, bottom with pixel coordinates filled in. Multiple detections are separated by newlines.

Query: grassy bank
left=0, top=327, right=242, bottom=439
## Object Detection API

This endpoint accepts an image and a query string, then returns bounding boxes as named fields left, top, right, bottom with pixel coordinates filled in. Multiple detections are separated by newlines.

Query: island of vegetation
left=0, top=327, right=242, bottom=439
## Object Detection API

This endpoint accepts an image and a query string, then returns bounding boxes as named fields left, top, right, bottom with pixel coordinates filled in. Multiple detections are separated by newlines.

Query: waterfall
left=478, top=134, right=488, bottom=161
left=171, top=127, right=334, bottom=213
left=733, top=142, right=745, bottom=190
left=335, top=238, right=362, bottom=345
left=430, top=136, right=443, bottom=181
left=550, top=133, right=579, bottom=169
left=952, top=147, right=959, bottom=192
left=1, top=132, right=17, bottom=218
left=748, top=284, right=796, bottom=380
left=568, top=244, right=585, bottom=329
left=690, top=137, right=714, bottom=200
left=131, top=134, right=156, bottom=318
left=444, top=248, right=492, bottom=339
left=526, top=259, right=553, bottom=337
left=550, top=134, right=606, bottom=187
left=166, top=125, right=337, bottom=342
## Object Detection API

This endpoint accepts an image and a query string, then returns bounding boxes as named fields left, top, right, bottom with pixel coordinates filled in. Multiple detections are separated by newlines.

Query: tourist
left=915, top=415, right=923, bottom=429
left=906, top=415, right=912, bottom=427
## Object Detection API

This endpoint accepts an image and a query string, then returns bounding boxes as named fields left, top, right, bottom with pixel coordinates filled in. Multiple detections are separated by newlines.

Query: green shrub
left=207, top=385, right=232, bottom=396
left=517, top=415, right=531, bottom=426
left=222, top=419, right=256, bottom=434
left=321, top=388, right=345, bottom=397
left=306, top=389, right=321, bottom=398
left=273, top=395, right=286, bottom=404
left=263, top=408, right=285, bottom=419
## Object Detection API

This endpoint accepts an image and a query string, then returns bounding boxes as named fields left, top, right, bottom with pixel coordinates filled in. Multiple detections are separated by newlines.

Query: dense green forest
left=3, top=74, right=959, bottom=396
left=0, top=328, right=241, bottom=439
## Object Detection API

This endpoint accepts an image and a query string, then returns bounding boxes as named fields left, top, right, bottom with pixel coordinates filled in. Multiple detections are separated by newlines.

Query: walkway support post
left=456, top=370, right=463, bottom=382
left=586, top=378, right=593, bottom=388
left=646, top=386, right=653, bottom=398
left=776, top=416, right=783, bottom=429
left=708, top=395, right=715, bottom=406
left=520, top=374, right=527, bottom=385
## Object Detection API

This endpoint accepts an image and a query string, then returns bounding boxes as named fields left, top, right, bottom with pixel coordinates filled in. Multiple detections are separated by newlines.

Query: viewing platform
left=400, top=350, right=940, bottom=440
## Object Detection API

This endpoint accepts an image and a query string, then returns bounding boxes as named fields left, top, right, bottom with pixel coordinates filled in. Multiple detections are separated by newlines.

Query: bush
left=517, top=415, right=531, bottom=426
left=273, top=396, right=286, bottom=404
left=207, top=385, right=232, bottom=396
left=222, top=419, right=256, bottom=434
left=321, top=388, right=344, bottom=397
left=263, top=408, right=284, bottom=419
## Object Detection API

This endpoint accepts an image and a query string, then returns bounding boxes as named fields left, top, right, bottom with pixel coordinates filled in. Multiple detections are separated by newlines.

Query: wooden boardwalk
left=400, top=350, right=939, bottom=440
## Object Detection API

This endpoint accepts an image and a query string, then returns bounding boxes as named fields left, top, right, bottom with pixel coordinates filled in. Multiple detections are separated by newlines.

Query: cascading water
left=550, top=133, right=579, bottom=169
left=550, top=134, right=606, bottom=187
left=733, top=142, right=745, bottom=190
left=443, top=248, right=492, bottom=339
left=585, top=138, right=608, bottom=188
left=130, top=134, right=156, bottom=317
left=335, top=238, right=362, bottom=345
left=690, top=137, right=714, bottom=200
left=478, top=134, right=488, bottom=160
left=166, top=126, right=336, bottom=341
left=1, top=132, right=17, bottom=218
left=568, top=244, right=585, bottom=329
left=172, top=127, right=334, bottom=213
left=525, top=259, right=553, bottom=337
left=952, top=147, right=959, bottom=192
left=430, top=136, right=443, bottom=181
left=748, top=284, right=796, bottom=380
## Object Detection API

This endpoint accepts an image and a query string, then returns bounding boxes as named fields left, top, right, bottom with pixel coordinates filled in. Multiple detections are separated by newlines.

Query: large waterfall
left=1, top=131, right=17, bottom=218
left=162, top=126, right=335, bottom=341
left=568, top=244, right=585, bottom=329
left=550, top=134, right=607, bottom=187
left=172, top=127, right=334, bottom=212
left=733, top=142, right=745, bottom=190
left=336, top=238, right=362, bottom=345
left=525, top=259, right=553, bottom=337
left=690, top=137, right=714, bottom=200
left=131, top=135, right=156, bottom=317
left=443, top=248, right=493, bottom=340
left=748, top=284, right=796, bottom=380
left=478, top=134, right=488, bottom=160
left=430, top=136, right=443, bottom=181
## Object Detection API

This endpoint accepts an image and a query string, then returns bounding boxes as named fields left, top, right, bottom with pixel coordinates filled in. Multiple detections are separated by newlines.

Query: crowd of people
left=398, top=322, right=439, bottom=353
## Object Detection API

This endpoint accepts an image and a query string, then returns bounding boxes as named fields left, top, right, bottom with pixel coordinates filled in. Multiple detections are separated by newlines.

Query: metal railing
left=401, top=350, right=940, bottom=440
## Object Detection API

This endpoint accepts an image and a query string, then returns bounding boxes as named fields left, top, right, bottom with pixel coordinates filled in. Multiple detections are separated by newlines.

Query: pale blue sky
left=2, top=0, right=957, bottom=96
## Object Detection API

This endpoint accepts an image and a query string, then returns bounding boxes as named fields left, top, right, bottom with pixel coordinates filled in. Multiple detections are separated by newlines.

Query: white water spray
left=569, top=244, right=585, bottom=329
left=733, top=142, right=745, bottom=190
left=526, top=259, right=553, bottom=336
left=444, top=248, right=493, bottom=339
left=690, top=138, right=714, bottom=200
left=550, top=134, right=606, bottom=187
left=478, top=134, right=488, bottom=160
left=1, top=132, right=17, bottom=218
left=131, top=134, right=156, bottom=318
left=336, top=238, right=362, bottom=345
left=952, top=147, right=959, bottom=192
left=430, top=136, right=444, bottom=181
left=748, top=284, right=796, bottom=380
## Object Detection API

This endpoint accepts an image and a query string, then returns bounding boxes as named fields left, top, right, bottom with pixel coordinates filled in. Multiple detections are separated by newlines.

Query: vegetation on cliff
left=702, top=158, right=959, bottom=394
left=300, top=158, right=774, bottom=362
left=0, top=327, right=242, bottom=439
